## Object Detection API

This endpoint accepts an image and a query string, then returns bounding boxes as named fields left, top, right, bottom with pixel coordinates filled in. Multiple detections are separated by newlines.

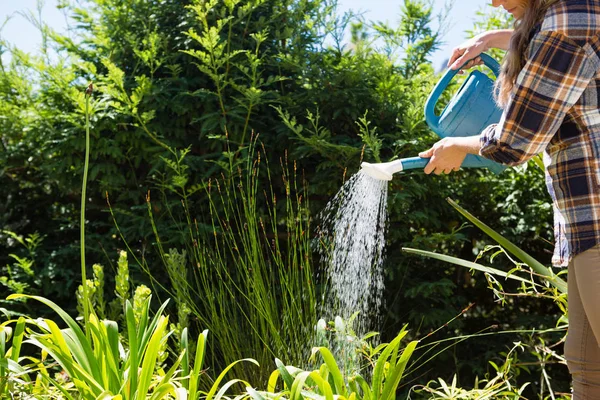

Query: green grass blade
left=104, top=319, right=122, bottom=392
left=149, top=382, right=176, bottom=400
left=0, top=358, right=26, bottom=375
left=446, top=198, right=567, bottom=293
left=86, top=314, right=112, bottom=388
left=9, top=317, right=25, bottom=362
left=267, top=369, right=280, bottom=393
left=348, top=377, right=360, bottom=398
left=27, top=335, right=104, bottom=396
left=136, top=315, right=170, bottom=399
left=353, top=375, right=372, bottom=400
left=0, top=328, right=6, bottom=395
left=45, top=319, right=79, bottom=369
left=137, top=298, right=170, bottom=362
left=214, top=378, right=250, bottom=400
left=189, top=329, right=208, bottom=400
left=158, top=348, right=185, bottom=389
left=7, top=295, right=96, bottom=371
left=290, top=371, right=311, bottom=400
left=181, top=328, right=190, bottom=390
left=44, top=373, right=77, bottom=400
left=247, top=386, right=267, bottom=400
left=402, top=248, right=532, bottom=283
left=126, top=300, right=139, bottom=398
left=372, top=331, right=406, bottom=400
left=379, top=340, right=418, bottom=400
left=275, top=358, right=294, bottom=390
left=307, top=371, right=334, bottom=400
left=311, top=347, right=346, bottom=396
left=206, top=359, right=260, bottom=400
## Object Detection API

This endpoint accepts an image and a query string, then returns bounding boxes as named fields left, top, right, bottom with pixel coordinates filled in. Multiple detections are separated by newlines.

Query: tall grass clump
left=144, top=136, right=318, bottom=385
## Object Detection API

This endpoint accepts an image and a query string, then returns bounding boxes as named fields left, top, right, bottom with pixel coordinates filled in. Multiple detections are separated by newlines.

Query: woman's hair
left=495, top=0, right=561, bottom=106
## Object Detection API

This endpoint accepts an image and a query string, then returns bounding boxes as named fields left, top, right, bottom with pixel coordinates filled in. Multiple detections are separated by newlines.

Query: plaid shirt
left=479, top=0, right=600, bottom=267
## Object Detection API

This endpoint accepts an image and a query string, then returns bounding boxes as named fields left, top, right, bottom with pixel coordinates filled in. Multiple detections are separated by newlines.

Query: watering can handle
left=400, top=154, right=505, bottom=174
left=424, top=53, right=500, bottom=132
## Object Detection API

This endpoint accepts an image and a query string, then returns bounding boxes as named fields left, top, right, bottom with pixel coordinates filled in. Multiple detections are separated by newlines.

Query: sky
left=0, top=0, right=493, bottom=69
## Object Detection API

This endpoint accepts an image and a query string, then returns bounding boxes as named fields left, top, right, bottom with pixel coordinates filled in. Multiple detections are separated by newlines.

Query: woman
left=419, top=0, right=600, bottom=396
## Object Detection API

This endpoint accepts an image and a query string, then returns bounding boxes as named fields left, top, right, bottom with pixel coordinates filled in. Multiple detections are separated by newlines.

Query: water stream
left=317, top=170, right=389, bottom=337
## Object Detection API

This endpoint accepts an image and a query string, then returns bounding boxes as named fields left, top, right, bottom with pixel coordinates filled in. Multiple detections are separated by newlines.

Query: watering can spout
left=361, top=157, right=430, bottom=180
left=360, top=160, right=404, bottom=181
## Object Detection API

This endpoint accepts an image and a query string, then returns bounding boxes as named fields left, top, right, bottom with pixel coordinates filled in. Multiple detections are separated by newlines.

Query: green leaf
left=372, top=329, right=407, bottom=400
left=353, top=375, right=373, bottom=400
left=379, top=340, right=418, bottom=400
left=205, top=359, right=259, bottom=400
left=311, top=347, right=346, bottom=396
left=181, top=328, right=190, bottom=390
left=247, top=386, right=267, bottom=400
left=267, top=369, right=280, bottom=393
left=275, top=358, right=295, bottom=390
left=446, top=198, right=567, bottom=293
left=9, top=317, right=25, bottom=362
left=125, top=300, right=139, bottom=396
left=137, top=315, right=170, bottom=398
left=7, top=295, right=96, bottom=372
left=189, top=329, right=208, bottom=400
left=401, top=248, right=532, bottom=284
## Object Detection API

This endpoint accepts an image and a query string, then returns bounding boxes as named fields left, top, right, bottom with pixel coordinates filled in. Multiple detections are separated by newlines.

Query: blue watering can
left=361, top=53, right=506, bottom=181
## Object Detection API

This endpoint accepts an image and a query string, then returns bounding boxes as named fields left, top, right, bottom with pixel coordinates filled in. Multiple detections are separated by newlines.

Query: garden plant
left=0, top=0, right=574, bottom=398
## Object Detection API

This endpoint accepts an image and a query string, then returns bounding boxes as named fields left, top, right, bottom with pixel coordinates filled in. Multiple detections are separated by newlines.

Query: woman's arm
left=484, top=29, right=513, bottom=51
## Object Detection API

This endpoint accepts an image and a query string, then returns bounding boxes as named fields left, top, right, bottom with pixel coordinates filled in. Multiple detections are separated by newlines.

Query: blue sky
left=0, top=0, right=493, bottom=68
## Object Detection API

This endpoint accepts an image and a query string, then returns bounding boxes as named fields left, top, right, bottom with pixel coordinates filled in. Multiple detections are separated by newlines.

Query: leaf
left=137, top=315, right=170, bottom=398
left=446, top=198, right=567, bottom=293
left=310, top=347, right=346, bottom=396
left=267, top=369, right=280, bottom=393
left=379, top=340, right=418, bottom=400
left=9, top=317, right=25, bottom=362
left=205, top=359, right=259, bottom=400
left=189, top=329, right=208, bottom=400
left=275, top=358, right=295, bottom=390
left=181, top=328, right=190, bottom=390
left=372, top=329, right=407, bottom=400
left=401, top=248, right=531, bottom=284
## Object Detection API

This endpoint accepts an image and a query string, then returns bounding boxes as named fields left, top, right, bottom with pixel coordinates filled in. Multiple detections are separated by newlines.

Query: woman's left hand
left=419, top=137, right=468, bottom=175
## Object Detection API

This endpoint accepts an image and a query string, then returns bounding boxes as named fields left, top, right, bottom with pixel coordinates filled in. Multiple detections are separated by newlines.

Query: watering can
left=361, top=53, right=506, bottom=181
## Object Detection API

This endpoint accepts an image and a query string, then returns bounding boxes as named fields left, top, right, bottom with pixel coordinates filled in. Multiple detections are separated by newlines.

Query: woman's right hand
left=448, top=33, right=490, bottom=74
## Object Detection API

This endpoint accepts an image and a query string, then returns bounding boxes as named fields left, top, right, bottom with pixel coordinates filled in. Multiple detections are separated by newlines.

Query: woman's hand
left=448, top=30, right=514, bottom=73
left=419, top=136, right=480, bottom=175
left=448, top=34, right=488, bottom=74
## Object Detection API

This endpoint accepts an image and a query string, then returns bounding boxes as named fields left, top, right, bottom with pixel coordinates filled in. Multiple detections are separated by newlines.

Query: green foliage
left=412, top=344, right=531, bottom=399
left=0, top=316, right=31, bottom=397
left=404, top=198, right=569, bottom=398
left=0, top=231, right=43, bottom=300
left=256, top=322, right=418, bottom=400
left=0, top=0, right=568, bottom=395
left=5, top=293, right=259, bottom=399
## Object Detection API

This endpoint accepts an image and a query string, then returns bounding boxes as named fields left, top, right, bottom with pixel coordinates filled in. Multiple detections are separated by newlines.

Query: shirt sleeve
left=479, top=30, right=599, bottom=166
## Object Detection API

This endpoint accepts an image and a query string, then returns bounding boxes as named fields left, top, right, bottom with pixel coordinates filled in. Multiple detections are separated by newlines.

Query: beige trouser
left=565, top=244, right=600, bottom=399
